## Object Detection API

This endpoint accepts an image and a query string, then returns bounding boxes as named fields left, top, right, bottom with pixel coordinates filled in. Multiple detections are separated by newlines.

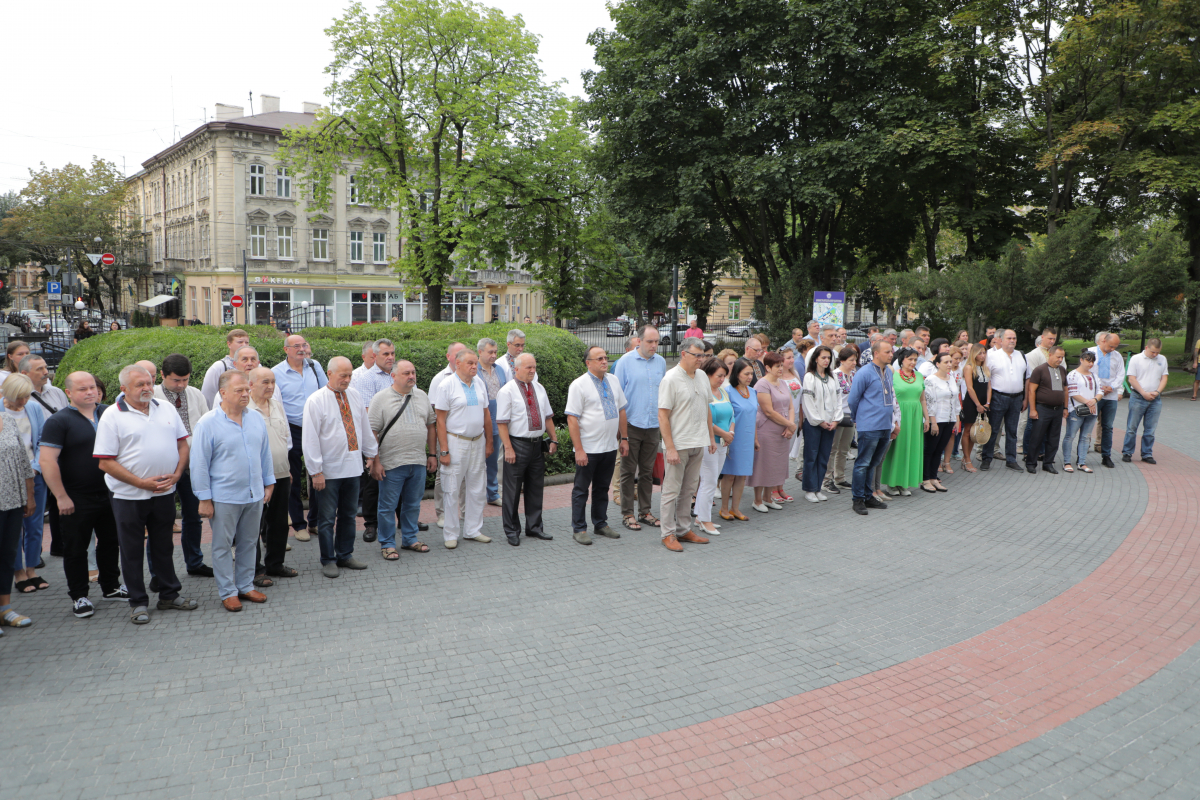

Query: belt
left=511, top=435, right=545, bottom=442
left=448, top=431, right=483, bottom=442
left=993, top=390, right=1023, bottom=397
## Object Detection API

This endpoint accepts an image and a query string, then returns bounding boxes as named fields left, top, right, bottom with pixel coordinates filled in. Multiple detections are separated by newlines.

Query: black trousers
left=287, top=423, right=318, bottom=530
left=256, top=476, right=291, bottom=574
left=572, top=450, right=616, bottom=533
left=359, top=464, right=378, bottom=526
left=1026, top=404, right=1065, bottom=467
left=46, top=492, right=61, bottom=554
left=923, top=422, right=956, bottom=481
left=60, top=490, right=121, bottom=600
left=503, top=438, right=545, bottom=539
left=112, top=494, right=180, bottom=608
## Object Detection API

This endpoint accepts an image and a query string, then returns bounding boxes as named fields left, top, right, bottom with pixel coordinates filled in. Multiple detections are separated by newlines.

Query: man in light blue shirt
left=191, top=370, right=276, bottom=612
left=272, top=334, right=327, bottom=537
left=848, top=340, right=899, bottom=515
left=612, top=325, right=665, bottom=527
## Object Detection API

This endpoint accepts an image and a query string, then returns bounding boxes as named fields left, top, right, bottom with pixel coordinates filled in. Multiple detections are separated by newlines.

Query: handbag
left=1074, top=405, right=1092, bottom=418
left=970, top=417, right=991, bottom=445
left=837, top=413, right=854, bottom=427
left=652, top=452, right=665, bottom=486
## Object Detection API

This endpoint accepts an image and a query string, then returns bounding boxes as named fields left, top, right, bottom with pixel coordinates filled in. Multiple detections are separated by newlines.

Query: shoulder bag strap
left=377, top=393, right=413, bottom=447
left=31, top=392, right=56, bottom=414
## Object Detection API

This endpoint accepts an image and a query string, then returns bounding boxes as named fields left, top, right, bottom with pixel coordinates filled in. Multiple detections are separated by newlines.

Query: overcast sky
left=1, top=0, right=614, bottom=194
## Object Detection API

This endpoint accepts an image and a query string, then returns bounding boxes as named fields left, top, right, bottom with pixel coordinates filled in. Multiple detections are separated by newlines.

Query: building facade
left=126, top=96, right=545, bottom=328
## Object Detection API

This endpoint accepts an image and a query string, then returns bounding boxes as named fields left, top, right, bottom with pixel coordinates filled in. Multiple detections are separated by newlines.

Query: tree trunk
left=428, top=283, right=443, bottom=321
left=1183, top=194, right=1200, bottom=359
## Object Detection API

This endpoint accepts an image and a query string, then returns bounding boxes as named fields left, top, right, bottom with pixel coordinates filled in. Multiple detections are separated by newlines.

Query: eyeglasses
left=681, top=350, right=703, bottom=359
left=588, top=356, right=609, bottom=362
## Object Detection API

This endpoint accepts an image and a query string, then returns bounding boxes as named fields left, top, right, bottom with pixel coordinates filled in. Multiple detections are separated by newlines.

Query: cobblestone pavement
left=1, top=397, right=1195, bottom=800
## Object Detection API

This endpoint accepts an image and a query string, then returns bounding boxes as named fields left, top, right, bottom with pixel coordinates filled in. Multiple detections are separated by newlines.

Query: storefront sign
left=252, top=276, right=303, bottom=285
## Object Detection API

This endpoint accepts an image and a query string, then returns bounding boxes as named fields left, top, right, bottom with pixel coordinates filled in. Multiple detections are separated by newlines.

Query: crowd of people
left=0, top=319, right=1171, bottom=631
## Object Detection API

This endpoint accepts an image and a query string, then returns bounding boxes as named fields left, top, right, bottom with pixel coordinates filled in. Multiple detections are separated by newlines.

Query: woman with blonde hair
left=0, top=372, right=36, bottom=634
left=716, top=348, right=739, bottom=374
left=960, top=342, right=991, bottom=472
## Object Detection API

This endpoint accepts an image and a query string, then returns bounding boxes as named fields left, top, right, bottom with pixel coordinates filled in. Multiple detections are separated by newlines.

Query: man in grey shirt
left=369, top=360, right=437, bottom=560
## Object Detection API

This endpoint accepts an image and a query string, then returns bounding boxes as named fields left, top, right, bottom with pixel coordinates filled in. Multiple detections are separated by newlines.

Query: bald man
left=429, top=342, right=467, bottom=528
left=273, top=334, right=328, bottom=539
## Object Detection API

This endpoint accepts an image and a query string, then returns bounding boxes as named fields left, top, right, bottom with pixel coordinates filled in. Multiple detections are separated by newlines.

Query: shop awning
left=138, top=294, right=176, bottom=308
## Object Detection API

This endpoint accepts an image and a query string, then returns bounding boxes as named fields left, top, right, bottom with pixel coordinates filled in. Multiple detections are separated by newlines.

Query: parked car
left=724, top=319, right=767, bottom=337
left=606, top=320, right=631, bottom=337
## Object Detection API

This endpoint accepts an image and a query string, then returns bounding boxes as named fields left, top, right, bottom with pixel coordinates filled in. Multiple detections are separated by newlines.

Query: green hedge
left=55, top=322, right=589, bottom=420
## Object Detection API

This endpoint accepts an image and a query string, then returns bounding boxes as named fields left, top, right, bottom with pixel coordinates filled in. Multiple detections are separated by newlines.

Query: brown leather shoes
left=238, top=590, right=267, bottom=604
left=678, top=531, right=710, bottom=544
left=222, top=597, right=243, bottom=612
left=662, top=534, right=683, bottom=552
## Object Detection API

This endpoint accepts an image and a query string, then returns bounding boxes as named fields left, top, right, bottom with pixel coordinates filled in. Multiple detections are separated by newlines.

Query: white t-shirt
left=566, top=372, right=627, bottom=454
left=93, top=398, right=189, bottom=500
left=986, top=348, right=1028, bottom=394
left=495, top=380, right=553, bottom=439
left=431, top=373, right=489, bottom=438
left=1066, top=369, right=1098, bottom=412
left=1126, top=352, right=1169, bottom=396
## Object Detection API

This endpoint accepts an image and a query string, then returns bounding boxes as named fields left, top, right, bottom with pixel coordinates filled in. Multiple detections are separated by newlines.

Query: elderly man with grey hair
left=351, top=341, right=376, bottom=383
left=883, top=329, right=899, bottom=345
left=802, top=320, right=820, bottom=342
left=351, top=339, right=396, bottom=542
left=476, top=337, right=510, bottom=507
left=501, top=328, right=528, bottom=378
left=20, top=353, right=68, bottom=557
left=805, top=325, right=841, bottom=369
left=433, top=347, right=494, bottom=548
left=94, top=363, right=197, bottom=623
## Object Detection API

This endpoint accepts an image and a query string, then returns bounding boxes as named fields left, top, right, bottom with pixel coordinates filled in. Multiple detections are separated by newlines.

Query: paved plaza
left=1, top=396, right=1198, bottom=800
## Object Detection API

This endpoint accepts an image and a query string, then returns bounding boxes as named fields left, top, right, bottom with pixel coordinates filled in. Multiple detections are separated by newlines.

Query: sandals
left=381, top=548, right=400, bottom=561
left=622, top=516, right=642, bottom=531
left=963, top=462, right=978, bottom=473
left=253, top=574, right=274, bottom=588
left=400, top=542, right=430, bottom=553
left=1063, top=463, right=1075, bottom=473
left=267, top=566, right=299, bottom=578
left=637, top=514, right=660, bottom=528
left=15, top=579, right=36, bottom=594
left=32, top=575, right=49, bottom=591
left=130, top=608, right=150, bottom=625
left=1079, top=465, right=1093, bottom=473
left=1, top=610, right=32, bottom=627
left=941, top=462, right=955, bottom=474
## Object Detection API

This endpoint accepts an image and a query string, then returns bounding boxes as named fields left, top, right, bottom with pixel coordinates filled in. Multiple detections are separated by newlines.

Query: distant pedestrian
left=495, top=353, right=557, bottom=546
left=1123, top=338, right=1169, bottom=464
left=567, top=346, right=629, bottom=545
left=0, top=341, right=29, bottom=387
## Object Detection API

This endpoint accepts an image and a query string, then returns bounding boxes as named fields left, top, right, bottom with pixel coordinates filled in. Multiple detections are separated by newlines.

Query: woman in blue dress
left=720, top=358, right=759, bottom=521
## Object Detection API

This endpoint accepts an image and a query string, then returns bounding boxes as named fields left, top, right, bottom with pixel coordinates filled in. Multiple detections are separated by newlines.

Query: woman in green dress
left=881, top=347, right=929, bottom=494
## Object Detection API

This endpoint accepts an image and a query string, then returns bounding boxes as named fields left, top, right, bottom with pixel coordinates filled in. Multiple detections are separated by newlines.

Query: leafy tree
left=279, top=0, right=596, bottom=321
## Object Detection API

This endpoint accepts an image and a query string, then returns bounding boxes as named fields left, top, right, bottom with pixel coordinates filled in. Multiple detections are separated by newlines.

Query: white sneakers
left=805, top=492, right=820, bottom=503
left=817, top=492, right=829, bottom=501
left=764, top=500, right=783, bottom=510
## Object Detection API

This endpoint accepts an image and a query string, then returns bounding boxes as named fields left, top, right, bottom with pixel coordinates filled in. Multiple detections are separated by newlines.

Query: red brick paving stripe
left=377, top=444, right=1200, bottom=800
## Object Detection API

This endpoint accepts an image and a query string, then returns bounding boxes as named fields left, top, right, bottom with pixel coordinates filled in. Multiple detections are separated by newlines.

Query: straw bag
left=970, top=417, right=991, bottom=445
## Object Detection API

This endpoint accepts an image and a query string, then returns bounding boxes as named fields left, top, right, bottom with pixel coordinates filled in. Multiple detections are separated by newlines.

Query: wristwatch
left=439, top=450, right=450, bottom=456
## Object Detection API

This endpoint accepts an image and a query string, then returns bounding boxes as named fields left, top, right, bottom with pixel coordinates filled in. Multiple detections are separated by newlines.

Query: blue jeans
left=852, top=429, right=891, bottom=501
left=15, top=472, right=46, bottom=571
left=1062, top=410, right=1098, bottom=466
left=377, top=464, right=427, bottom=549
left=484, top=432, right=501, bottom=502
left=801, top=421, right=835, bottom=492
left=1097, top=397, right=1119, bottom=458
left=175, top=469, right=205, bottom=571
left=984, top=392, right=1022, bottom=464
left=1123, top=394, right=1162, bottom=458
left=316, top=476, right=359, bottom=565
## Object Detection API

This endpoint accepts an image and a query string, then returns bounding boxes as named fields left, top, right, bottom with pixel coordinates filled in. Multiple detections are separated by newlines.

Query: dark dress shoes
left=1042, top=464, right=1058, bottom=474
left=525, top=531, right=553, bottom=541
left=506, top=535, right=520, bottom=546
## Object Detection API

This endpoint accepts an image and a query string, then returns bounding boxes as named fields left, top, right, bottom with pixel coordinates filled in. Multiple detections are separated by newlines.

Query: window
left=249, top=163, right=265, bottom=195
left=201, top=224, right=209, bottom=258
left=372, top=232, right=386, bottom=263
left=727, top=296, right=741, bottom=320
left=348, top=175, right=359, bottom=204
left=350, top=230, right=363, bottom=262
left=250, top=224, right=266, bottom=258
left=312, top=228, right=329, bottom=260
left=277, top=226, right=293, bottom=259
left=202, top=287, right=211, bottom=323
left=276, top=167, right=291, bottom=198
left=189, top=286, right=197, bottom=319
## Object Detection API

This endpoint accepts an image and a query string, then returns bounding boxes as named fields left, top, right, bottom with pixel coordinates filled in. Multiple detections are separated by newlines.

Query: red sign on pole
left=100, top=253, right=116, bottom=266
left=230, top=295, right=244, bottom=308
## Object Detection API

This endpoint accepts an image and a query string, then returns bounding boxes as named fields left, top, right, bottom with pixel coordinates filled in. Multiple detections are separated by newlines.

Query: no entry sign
left=230, top=295, right=244, bottom=308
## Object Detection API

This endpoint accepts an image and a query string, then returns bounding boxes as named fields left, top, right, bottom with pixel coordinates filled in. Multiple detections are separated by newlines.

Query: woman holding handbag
left=800, top=346, right=842, bottom=503
left=920, top=352, right=960, bottom=493
left=1062, top=350, right=1099, bottom=473
left=960, top=343, right=991, bottom=472
left=823, top=345, right=859, bottom=495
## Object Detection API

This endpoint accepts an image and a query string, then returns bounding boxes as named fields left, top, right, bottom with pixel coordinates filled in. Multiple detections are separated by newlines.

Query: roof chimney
left=301, top=102, right=323, bottom=114
left=260, top=95, right=280, bottom=114
left=215, top=103, right=244, bottom=121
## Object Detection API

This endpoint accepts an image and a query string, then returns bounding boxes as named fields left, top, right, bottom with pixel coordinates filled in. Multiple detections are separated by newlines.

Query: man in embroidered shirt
left=982, top=330, right=1028, bottom=471
left=350, top=339, right=396, bottom=544
left=567, top=346, right=629, bottom=545
left=429, top=342, right=467, bottom=529
left=200, top=328, right=250, bottom=406
left=272, top=334, right=328, bottom=539
left=477, top=338, right=510, bottom=509
left=1088, top=333, right=1126, bottom=468
left=656, top=338, right=715, bottom=551
left=501, top=329, right=531, bottom=381
left=612, top=325, right=664, bottom=530
left=302, top=357, right=377, bottom=578
left=153, top=354, right=212, bottom=577
left=432, top=348, right=494, bottom=549
left=1123, top=338, right=1169, bottom=464
left=191, top=370, right=275, bottom=612
left=94, top=364, right=198, bottom=623
left=495, top=353, right=557, bottom=546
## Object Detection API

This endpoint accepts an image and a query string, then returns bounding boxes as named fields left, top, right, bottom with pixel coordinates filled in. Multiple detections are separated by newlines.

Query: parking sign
left=47, top=281, right=62, bottom=300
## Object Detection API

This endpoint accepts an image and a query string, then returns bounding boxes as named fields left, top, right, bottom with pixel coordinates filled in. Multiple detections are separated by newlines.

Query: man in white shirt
left=429, top=342, right=466, bottom=528
left=200, top=328, right=250, bottom=406
left=566, top=346, right=629, bottom=545
left=656, top=338, right=716, bottom=552
left=301, top=357, right=379, bottom=578
left=496, top=353, right=557, bottom=546
left=350, top=339, right=396, bottom=544
left=351, top=342, right=376, bottom=383
left=153, top=354, right=211, bottom=577
left=1020, top=328, right=1056, bottom=457
left=1088, top=332, right=1125, bottom=468
left=981, top=329, right=1028, bottom=471
left=1122, top=338, right=1169, bottom=464
left=433, top=348, right=494, bottom=549
left=805, top=326, right=841, bottom=370
left=94, top=364, right=198, bottom=624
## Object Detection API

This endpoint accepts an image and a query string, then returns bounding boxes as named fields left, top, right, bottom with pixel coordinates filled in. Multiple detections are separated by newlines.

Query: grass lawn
left=1060, top=336, right=1197, bottom=391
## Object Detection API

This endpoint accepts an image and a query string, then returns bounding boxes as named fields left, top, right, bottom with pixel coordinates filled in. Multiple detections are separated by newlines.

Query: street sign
left=101, top=253, right=116, bottom=266
left=812, top=290, right=846, bottom=327
left=47, top=280, right=62, bottom=300
left=230, top=295, right=244, bottom=308
left=86, top=253, right=102, bottom=266
left=45, top=264, right=61, bottom=277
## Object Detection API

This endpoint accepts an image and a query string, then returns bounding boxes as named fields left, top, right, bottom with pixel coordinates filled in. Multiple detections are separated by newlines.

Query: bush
left=56, top=322, right=589, bottom=419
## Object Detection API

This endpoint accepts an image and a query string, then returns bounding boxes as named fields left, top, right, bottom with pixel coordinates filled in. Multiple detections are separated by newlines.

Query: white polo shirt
left=495, top=380, right=553, bottom=439
left=986, top=348, right=1027, bottom=394
left=432, top=373, right=489, bottom=438
left=566, top=371, right=627, bottom=454
left=428, top=364, right=455, bottom=398
left=1127, top=352, right=1169, bottom=396
left=93, top=397, right=190, bottom=500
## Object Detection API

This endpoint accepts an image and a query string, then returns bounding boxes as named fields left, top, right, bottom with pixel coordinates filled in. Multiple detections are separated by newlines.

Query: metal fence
left=565, top=319, right=762, bottom=355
